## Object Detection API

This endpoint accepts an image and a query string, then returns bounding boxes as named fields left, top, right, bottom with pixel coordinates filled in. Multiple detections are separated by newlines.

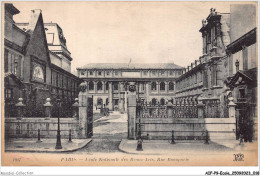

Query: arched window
left=160, top=82, right=165, bottom=91
left=151, top=82, right=157, bottom=91
left=152, top=98, right=157, bottom=105
left=89, top=81, right=94, bottom=90
left=160, top=98, right=165, bottom=105
left=97, top=81, right=102, bottom=91
left=169, top=82, right=174, bottom=91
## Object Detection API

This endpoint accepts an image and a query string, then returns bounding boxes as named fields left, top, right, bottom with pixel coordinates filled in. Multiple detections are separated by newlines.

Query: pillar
left=145, top=82, right=150, bottom=101
left=108, top=82, right=113, bottom=111
left=102, top=81, right=106, bottom=93
left=165, top=81, right=169, bottom=93
left=94, top=81, right=97, bottom=93
left=44, top=98, right=52, bottom=120
left=78, top=90, right=88, bottom=138
left=119, top=82, right=124, bottom=113
left=167, top=100, right=173, bottom=118
left=157, top=81, right=160, bottom=93
left=228, top=97, right=236, bottom=118
left=128, top=82, right=137, bottom=139
left=197, top=96, right=205, bottom=118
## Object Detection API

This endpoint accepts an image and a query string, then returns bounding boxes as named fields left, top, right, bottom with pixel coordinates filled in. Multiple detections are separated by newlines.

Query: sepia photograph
left=1, top=1, right=259, bottom=174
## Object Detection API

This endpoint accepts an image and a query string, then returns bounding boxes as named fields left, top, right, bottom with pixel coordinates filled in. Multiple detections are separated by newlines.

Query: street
left=74, top=111, right=127, bottom=154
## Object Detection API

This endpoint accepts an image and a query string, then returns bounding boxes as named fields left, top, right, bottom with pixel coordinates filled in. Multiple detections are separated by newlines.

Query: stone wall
left=139, top=118, right=237, bottom=146
left=5, top=118, right=80, bottom=139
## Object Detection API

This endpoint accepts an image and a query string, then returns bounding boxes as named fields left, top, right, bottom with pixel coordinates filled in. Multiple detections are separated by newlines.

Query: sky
left=12, top=1, right=233, bottom=73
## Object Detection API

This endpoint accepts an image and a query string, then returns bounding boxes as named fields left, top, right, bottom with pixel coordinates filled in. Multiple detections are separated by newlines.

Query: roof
left=226, top=68, right=257, bottom=88
left=4, top=72, right=25, bottom=88
left=5, top=3, right=20, bottom=15
left=78, top=63, right=183, bottom=70
left=226, top=28, right=257, bottom=54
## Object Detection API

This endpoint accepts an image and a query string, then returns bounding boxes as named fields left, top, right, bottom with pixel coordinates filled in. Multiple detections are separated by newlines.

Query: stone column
left=15, top=98, right=25, bottom=120
left=228, top=97, right=236, bottom=118
left=157, top=81, right=160, bottom=93
left=167, top=100, right=173, bottom=118
left=78, top=82, right=88, bottom=139
left=94, top=81, right=97, bottom=93
left=108, top=82, right=113, bottom=111
left=44, top=98, right=52, bottom=120
left=128, top=82, right=137, bottom=139
left=165, top=81, right=169, bottom=93
left=145, top=82, right=150, bottom=101
left=118, top=82, right=124, bottom=113
left=102, top=81, right=106, bottom=93
left=197, top=96, right=205, bottom=118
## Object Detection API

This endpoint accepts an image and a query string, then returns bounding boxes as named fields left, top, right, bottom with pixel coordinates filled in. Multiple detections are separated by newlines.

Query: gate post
left=197, top=96, right=205, bottom=118
left=78, top=82, right=88, bottom=139
left=167, top=100, right=173, bottom=118
left=228, top=97, right=236, bottom=118
left=127, top=82, right=137, bottom=140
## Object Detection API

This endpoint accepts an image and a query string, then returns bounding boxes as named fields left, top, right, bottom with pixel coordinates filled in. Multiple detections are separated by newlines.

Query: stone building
left=224, top=4, right=257, bottom=141
left=175, top=5, right=257, bottom=120
left=77, top=63, right=184, bottom=112
left=175, top=8, right=231, bottom=118
left=4, top=3, right=80, bottom=118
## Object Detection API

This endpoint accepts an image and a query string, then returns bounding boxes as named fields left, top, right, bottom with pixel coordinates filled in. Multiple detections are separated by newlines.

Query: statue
left=79, top=81, right=88, bottom=92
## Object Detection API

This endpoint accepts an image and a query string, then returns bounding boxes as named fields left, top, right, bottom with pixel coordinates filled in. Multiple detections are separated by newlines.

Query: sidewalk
left=119, top=139, right=257, bottom=155
left=5, top=138, right=92, bottom=153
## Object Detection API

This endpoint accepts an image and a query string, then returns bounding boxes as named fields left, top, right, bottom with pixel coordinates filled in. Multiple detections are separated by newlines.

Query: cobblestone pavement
left=74, top=112, right=127, bottom=154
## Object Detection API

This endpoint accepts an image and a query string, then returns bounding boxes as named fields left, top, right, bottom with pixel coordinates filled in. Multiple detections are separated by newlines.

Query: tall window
left=98, top=71, right=102, bottom=76
left=5, top=88, right=13, bottom=99
left=169, top=82, right=174, bottom=91
left=89, top=81, right=94, bottom=90
left=97, top=81, right=103, bottom=90
left=113, top=82, right=118, bottom=90
left=151, top=82, right=157, bottom=91
left=89, top=71, right=93, bottom=75
left=152, top=71, right=157, bottom=76
left=106, top=82, right=109, bottom=90
left=14, top=60, right=18, bottom=75
left=114, top=71, right=119, bottom=76
left=160, top=82, right=165, bottom=91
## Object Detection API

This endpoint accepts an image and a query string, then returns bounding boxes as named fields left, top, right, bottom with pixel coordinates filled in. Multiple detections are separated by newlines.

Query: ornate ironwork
left=137, top=100, right=198, bottom=118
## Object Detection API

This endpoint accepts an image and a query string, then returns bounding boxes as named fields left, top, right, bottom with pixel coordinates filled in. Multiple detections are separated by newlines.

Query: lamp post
left=55, top=98, right=62, bottom=149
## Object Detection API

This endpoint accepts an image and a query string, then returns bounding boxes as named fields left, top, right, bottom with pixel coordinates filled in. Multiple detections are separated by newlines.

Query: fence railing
left=137, top=100, right=198, bottom=118
left=5, top=128, right=80, bottom=140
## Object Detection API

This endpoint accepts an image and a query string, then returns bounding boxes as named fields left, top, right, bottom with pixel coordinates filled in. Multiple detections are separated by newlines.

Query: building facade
left=77, top=63, right=183, bottom=112
left=175, top=5, right=257, bottom=140
left=4, top=4, right=80, bottom=118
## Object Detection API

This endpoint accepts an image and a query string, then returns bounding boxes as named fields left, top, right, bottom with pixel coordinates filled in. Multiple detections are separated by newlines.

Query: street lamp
left=55, top=98, right=62, bottom=149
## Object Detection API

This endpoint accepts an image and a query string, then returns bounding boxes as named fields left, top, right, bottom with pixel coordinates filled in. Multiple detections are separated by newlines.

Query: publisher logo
left=233, top=153, right=244, bottom=161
